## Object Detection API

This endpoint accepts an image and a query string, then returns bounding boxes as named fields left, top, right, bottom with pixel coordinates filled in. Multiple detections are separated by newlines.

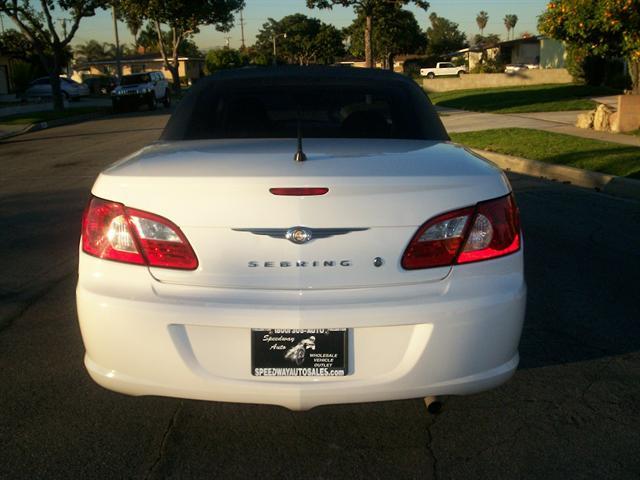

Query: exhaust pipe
left=424, top=395, right=443, bottom=414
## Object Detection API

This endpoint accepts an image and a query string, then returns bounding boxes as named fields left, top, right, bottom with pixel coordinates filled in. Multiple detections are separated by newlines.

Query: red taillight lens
left=81, top=196, right=198, bottom=270
left=269, top=187, right=329, bottom=196
left=401, top=193, right=520, bottom=270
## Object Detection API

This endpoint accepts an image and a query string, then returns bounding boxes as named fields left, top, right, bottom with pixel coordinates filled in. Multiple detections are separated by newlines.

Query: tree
left=205, top=47, right=243, bottom=73
left=0, top=28, right=33, bottom=60
left=135, top=24, right=202, bottom=57
left=118, top=0, right=244, bottom=92
left=0, top=29, right=46, bottom=90
left=254, top=14, right=344, bottom=65
left=503, top=14, right=518, bottom=40
left=344, top=4, right=425, bottom=69
left=539, top=0, right=640, bottom=93
left=476, top=10, right=489, bottom=35
left=426, top=12, right=467, bottom=57
left=306, top=0, right=429, bottom=68
left=0, top=0, right=107, bottom=111
left=119, top=9, right=143, bottom=48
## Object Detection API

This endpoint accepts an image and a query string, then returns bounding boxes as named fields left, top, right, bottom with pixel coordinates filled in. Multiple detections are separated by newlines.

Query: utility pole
left=239, top=9, right=246, bottom=50
left=272, top=33, right=286, bottom=66
left=0, top=13, right=5, bottom=35
left=225, top=35, right=232, bottom=48
left=111, top=4, right=122, bottom=80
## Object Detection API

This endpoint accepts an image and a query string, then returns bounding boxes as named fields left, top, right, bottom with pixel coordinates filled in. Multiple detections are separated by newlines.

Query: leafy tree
left=0, top=29, right=46, bottom=90
left=426, top=12, right=467, bottom=57
left=118, top=0, right=244, bottom=92
left=503, top=14, right=518, bottom=40
left=539, top=0, right=640, bottom=93
left=0, top=0, right=107, bottom=111
left=131, top=24, right=201, bottom=58
left=306, top=0, right=429, bottom=68
left=0, top=28, right=33, bottom=60
left=205, top=47, right=243, bottom=73
left=476, top=10, right=489, bottom=35
left=344, top=4, right=425, bottom=69
left=254, top=14, right=344, bottom=65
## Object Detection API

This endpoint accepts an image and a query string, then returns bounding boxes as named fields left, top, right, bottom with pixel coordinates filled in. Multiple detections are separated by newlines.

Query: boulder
left=575, top=110, right=595, bottom=129
left=593, top=104, right=614, bottom=131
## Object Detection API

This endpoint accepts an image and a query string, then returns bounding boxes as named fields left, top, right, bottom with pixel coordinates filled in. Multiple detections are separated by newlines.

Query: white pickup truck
left=420, top=62, right=467, bottom=79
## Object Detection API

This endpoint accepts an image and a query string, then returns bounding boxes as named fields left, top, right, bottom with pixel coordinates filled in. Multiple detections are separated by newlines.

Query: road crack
left=144, top=400, right=183, bottom=479
left=425, top=411, right=440, bottom=480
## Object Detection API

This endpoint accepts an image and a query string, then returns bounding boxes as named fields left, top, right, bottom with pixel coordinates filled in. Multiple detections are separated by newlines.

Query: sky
left=6, top=0, right=551, bottom=50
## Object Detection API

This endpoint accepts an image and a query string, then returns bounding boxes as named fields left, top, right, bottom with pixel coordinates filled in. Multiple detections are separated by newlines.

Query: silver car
left=24, top=77, right=90, bottom=101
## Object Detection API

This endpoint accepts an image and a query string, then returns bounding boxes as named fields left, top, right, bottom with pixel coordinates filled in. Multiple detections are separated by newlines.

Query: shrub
left=470, top=57, right=505, bottom=74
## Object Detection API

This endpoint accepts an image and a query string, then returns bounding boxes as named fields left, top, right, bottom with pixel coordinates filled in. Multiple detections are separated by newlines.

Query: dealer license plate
left=251, top=329, right=348, bottom=377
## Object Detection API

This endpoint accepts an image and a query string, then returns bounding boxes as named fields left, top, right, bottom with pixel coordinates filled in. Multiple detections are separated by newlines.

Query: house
left=73, top=54, right=205, bottom=85
left=496, top=36, right=566, bottom=68
left=445, top=36, right=566, bottom=70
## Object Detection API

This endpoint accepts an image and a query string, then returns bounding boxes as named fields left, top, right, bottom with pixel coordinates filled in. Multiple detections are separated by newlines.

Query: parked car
left=505, top=64, right=541, bottom=73
left=77, top=67, right=525, bottom=411
left=420, top=62, right=467, bottom=79
left=111, top=71, right=170, bottom=112
left=23, top=76, right=90, bottom=100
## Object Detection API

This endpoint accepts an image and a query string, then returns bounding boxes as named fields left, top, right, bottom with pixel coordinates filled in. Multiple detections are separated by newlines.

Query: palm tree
left=125, top=15, right=143, bottom=49
left=476, top=11, right=489, bottom=36
left=74, top=40, right=117, bottom=62
left=503, top=14, right=518, bottom=40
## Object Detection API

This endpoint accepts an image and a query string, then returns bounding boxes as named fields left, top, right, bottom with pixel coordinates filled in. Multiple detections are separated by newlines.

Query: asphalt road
left=1, top=112, right=639, bottom=479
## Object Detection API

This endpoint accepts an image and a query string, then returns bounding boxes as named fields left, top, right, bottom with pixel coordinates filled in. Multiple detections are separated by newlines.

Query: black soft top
left=160, top=66, right=449, bottom=141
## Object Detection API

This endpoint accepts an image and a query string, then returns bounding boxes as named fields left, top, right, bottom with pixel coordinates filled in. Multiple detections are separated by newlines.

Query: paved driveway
left=1, top=114, right=639, bottom=479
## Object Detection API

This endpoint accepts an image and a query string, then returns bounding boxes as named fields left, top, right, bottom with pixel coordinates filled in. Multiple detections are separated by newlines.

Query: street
left=1, top=112, right=639, bottom=479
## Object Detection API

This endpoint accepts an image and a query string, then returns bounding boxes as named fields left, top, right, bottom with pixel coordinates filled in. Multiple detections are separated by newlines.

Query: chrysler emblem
left=285, top=227, right=312, bottom=244
left=232, top=226, right=369, bottom=243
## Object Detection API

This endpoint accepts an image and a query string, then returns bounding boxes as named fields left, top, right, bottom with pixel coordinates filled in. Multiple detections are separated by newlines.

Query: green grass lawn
left=429, top=84, right=621, bottom=114
left=0, top=106, right=108, bottom=125
left=450, top=128, right=640, bottom=179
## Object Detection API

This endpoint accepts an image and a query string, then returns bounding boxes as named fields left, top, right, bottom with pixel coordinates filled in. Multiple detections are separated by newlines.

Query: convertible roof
left=160, top=66, right=448, bottom=141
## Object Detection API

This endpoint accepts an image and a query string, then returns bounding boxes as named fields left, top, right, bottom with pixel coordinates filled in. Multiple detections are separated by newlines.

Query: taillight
left=81, top=196, right=198, bottom=270
left=402, top=193, right=520, bottom=270
left=270, top=187, right=329, bottom=196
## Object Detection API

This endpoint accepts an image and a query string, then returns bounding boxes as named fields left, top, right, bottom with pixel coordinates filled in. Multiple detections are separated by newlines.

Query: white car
left=77, top=67, right=525, bottom=411
left=24, top=76, right=90, bottom=100
left=111, top=71, right=170, bottom=112
left=420, top=62, right=467, bottom=79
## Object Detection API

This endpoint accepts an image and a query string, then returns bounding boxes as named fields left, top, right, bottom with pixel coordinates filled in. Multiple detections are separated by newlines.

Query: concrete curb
left=471, top=148, right=640, bottom=201
left=0, top=109, right=109, bottom=140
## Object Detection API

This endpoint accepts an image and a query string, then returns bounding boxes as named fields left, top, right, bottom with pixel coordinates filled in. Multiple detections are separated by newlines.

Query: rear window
left=121, top=74, right=150, bottom=85
left=181, top=86, right=421, bottom=140
left=161, top=69, right=449, bottom=142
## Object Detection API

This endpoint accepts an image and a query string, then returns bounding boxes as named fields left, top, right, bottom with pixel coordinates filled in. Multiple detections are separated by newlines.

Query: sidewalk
left=439, top=106, right=640, bottom=147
